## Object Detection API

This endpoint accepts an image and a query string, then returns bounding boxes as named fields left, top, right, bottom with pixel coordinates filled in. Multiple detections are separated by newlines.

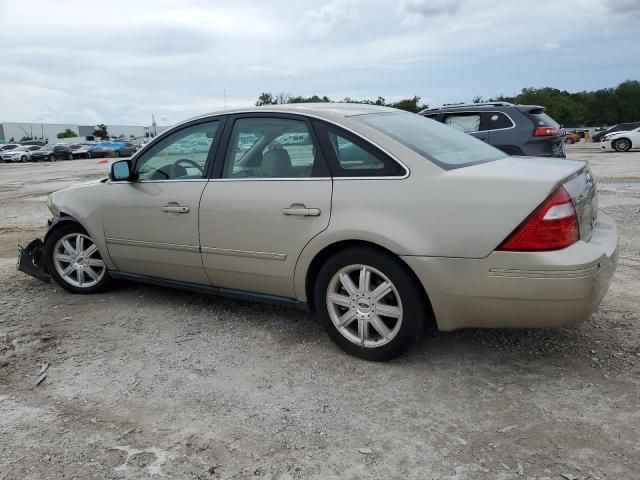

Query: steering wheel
left=174, top=158, right=204, bottom=175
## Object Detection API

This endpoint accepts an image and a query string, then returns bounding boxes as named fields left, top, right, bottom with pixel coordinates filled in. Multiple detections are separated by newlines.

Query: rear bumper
left=402, top=212, right=618, bottom=331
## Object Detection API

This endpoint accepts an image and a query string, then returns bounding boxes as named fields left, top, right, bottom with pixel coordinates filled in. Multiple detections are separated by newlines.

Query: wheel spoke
left=76, top=234, right=84, bottom=252
left=328, top=292, right=351, bottom=308
left=85, top=267, right=99, bottom=281
left=62, top=239, right=75, bottom=255
left=84, top=243, right=97, bottom=256
left=370, top=281, right=392, bottom=302
left=337, top=309, right=357, bottom=328
left=61, top=264, right=75, bottom=277
left=358, top=266, right=371, bottom=293
left=357, top=318, right=367, bottom=345
left=54, top=253, right=72, bottom=263
left=339, top=272, right=357, bottom=296
left=87, top=258, right=104, bottom=267
left=77, top=270, right=84, bottom=287
left=376, top=304, right=401, bottom=318
left=369, top=314, right=391, bottom=340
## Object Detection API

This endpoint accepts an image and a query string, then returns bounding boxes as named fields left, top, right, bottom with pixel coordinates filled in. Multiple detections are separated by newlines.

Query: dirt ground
left=1, top=143, right=639, bottom=480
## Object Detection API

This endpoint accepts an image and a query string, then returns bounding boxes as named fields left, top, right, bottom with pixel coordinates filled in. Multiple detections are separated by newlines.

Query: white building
left=0, top=122, right=169, bottom=143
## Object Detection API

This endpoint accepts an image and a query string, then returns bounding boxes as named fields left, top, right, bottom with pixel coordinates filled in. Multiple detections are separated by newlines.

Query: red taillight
left=497, top=186, right=579, bottom=251
left=534, top=126, right=559, bottom=136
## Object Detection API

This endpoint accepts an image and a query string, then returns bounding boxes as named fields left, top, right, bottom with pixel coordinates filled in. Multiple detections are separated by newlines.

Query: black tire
left=314, top=246, right=430, bottom=361
left=44, top=223, right=112, bottom=294
left=68, top=153, right=73, bottom=160
left=86, top=151, right=92, bottom=159
left=49, top=154, right=55, bottom=162
left=21, top=155, right=27, bottom=162
left=613, top=138, right=632, bottom=152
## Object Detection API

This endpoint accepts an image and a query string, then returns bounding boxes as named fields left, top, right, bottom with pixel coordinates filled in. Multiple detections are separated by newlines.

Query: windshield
left=356, top=111, right=507, bottom=170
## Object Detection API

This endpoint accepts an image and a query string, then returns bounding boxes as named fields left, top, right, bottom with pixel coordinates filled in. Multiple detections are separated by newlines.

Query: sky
left=0, top=0, right=638, bottom=126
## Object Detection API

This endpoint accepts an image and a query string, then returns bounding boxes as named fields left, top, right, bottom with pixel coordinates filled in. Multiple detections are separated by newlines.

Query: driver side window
left=135, top=121, right=219, bottom=181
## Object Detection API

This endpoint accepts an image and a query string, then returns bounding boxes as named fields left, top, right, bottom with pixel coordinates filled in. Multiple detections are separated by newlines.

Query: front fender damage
left=17, top=238, right=50, bottom=282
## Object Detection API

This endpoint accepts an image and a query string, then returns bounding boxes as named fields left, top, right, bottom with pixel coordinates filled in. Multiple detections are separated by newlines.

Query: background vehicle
left=103, top=141, right=137, bottom=157
left=0, top=143, right=21, bottom=154
left=591, top=123, right=640, bottom=142
left=87, top=144, right=115, bottom=158
left=2, top=145, right=41, bottom=162
left=600, top=126, right=640, bottom=152
left=419, top=102, right=566, bottom=158
left=30, top=144, right=73, bottom=162
left=19, top=140, right=46, bottom=146
left=564, top=131, right=581, bottom=144
left=69, top=144, right=93, bottom=159
left=18, top=105, right=617, bottom=361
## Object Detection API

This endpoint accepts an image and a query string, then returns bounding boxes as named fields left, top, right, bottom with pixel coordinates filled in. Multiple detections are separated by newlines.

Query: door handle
left=162, top=205, right=190, bottom=214
left=282, top=205, right=321, bottom=217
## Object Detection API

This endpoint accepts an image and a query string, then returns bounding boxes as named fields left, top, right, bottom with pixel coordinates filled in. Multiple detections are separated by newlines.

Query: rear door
left=199, top=114, right=332, bottom=298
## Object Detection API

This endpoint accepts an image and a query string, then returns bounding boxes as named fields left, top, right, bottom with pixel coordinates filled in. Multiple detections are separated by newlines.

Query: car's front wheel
left=45, top=224, right=112, bottom=294
left=613, top=138, right=632, bottom=152
left=314, top=246, right=429, bottom=361
left=21, top=155, right=27, bottom=162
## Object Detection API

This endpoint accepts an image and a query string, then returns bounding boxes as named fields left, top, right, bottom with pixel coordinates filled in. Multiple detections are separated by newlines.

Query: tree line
left=255, top=80, right=640, bottom=127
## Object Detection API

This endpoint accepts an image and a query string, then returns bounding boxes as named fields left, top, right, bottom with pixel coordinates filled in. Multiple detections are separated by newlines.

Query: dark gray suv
left=419, top=102, right=565, bottom=158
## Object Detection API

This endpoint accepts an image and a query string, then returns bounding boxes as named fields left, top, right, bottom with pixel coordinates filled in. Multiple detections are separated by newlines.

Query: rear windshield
left=526, top=111, right=559, bottom=128
left=356, top=111, right=507, bottom=170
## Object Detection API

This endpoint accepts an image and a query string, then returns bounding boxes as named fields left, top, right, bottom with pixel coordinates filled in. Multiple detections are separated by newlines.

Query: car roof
left=419, top=103, right=544, bottom=114
left=187, top=103, right=398, bottom=123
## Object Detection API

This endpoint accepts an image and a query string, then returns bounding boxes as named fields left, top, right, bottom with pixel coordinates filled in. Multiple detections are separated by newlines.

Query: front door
left=199, top=115, right=332, bottom=298
left=102, top=119, right=223, bottom=284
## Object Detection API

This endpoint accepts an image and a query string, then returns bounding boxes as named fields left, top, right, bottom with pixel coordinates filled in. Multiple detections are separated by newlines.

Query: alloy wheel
left=326, top=264, right=403, bottom=348
left=614, top=139, right=631, bottom=152
left=52, top=233, right=106, bottom=288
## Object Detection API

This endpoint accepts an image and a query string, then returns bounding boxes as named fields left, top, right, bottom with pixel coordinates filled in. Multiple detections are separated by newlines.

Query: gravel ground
left=1, top=143, right=639, bottom=480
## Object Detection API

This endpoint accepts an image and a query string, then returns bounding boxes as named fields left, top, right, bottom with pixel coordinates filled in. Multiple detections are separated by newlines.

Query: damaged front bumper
left=17, top=238, right=50, bottom=282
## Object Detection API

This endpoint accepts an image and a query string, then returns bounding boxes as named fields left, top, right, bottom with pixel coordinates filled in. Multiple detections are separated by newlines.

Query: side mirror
left=109, top=159, right=132, bottom=181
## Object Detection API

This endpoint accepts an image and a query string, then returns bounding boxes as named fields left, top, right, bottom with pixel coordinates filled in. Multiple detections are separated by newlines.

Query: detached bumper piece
left=17, top=239, right=50, bottom=282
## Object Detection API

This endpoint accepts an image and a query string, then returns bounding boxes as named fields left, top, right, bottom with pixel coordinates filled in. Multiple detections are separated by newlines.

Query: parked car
left=87, top=144, right=115, bottom=158
left=29, top=144, right=73, bottom=162
left=1, top=145, right=41, bottom=162
left=17, top=104, right=617, bottom=361
left=591, top=123, right=640, bottom=142
left=419, top=102, right=566, bottom=158
left=69, top=144, right=93, bottom=159
left=104, top=141, right=137, bottom=157
left=0, top=143, right=21, bottom=155
left=600, top=126, right=640, bottom=152
left=564, top=131, right=581, bottom=144
left=19, top=140, right=46, bottom=146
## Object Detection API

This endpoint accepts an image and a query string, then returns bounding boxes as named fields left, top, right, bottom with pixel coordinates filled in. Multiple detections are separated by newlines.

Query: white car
left=1, top=145, right=41, bottom=163
left=600, top=126, right=640, bottom=152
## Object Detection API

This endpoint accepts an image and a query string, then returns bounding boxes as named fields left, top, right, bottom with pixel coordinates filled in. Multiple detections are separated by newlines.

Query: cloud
left=301, top=0, right=359, bottom=37
left=398, top=0, right=463, bottom=21
left=0, top=0, right=637, bottom=125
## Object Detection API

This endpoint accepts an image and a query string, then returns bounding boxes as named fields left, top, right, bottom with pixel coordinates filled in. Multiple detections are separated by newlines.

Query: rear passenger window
left=487, top=112, right=514, bottom=130
left=315, top=122, right=406, bottom=177
left=444, top=114, right=481, bottom=133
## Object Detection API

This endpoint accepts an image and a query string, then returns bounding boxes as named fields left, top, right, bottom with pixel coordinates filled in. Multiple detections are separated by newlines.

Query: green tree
left=20, top=135, right=33, bottom=141
left=57, top=128, right=77, bottom=139
left=93, top=124, right=108, bottom=138
left=256, top=92, right=275, bottom=106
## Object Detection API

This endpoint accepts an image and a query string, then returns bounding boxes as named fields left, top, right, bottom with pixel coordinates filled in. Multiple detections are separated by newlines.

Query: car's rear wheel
left=49, top=154, right=55, bottom=162
left=45, top=224, right=112, bottom=294
left=21, top=155, right=27, bottom=162
left=67, top=153, right=73, bottom=160
left=613, top=138, right=632, bottom=152
left=86, top=151, right=92, bottom=159
left=314, top=247, right=428, bottom=361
